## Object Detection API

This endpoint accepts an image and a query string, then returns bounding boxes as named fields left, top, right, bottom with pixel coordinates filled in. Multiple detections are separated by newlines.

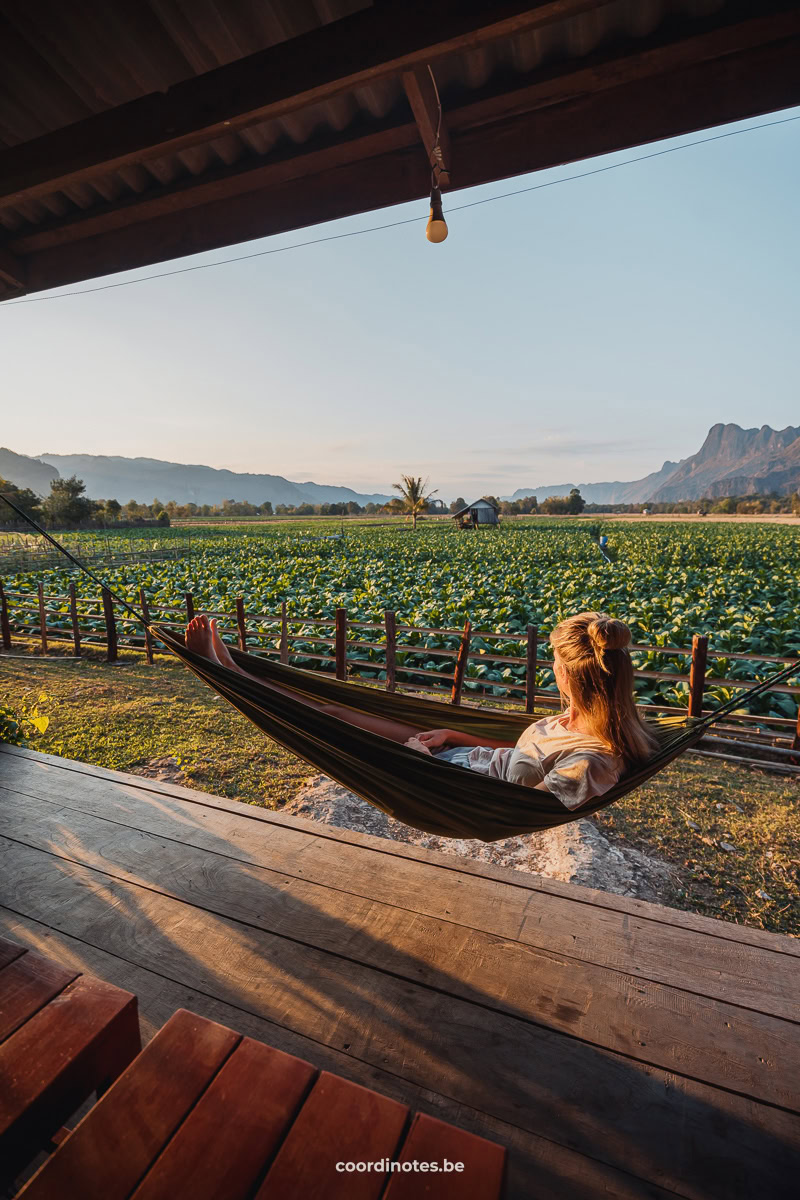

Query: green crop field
left=3, top=518, right=799, bottom=935
left=4, top=518, right=800, bottom=716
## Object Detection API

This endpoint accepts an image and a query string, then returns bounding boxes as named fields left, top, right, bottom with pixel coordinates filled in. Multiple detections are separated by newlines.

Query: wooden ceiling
left=1, top=0, right=799, bottom=300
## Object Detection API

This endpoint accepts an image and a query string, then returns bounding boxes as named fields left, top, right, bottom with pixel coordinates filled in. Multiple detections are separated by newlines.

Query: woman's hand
left=415, top=729, right=453, bottom=751
left=405, top=736, right=433, bottom=755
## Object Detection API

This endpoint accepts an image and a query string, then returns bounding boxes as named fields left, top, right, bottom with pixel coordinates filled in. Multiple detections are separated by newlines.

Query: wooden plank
left=280, top=601, right=289, bottom=665
left=0, top=950, right=78, bottom=1043
left=3, top=841, right=799, bottom=1200
left=2, top=743, right=797, bottom=967
left=0, top=245, right=26, bottom=292
left=403, top=67, right=451, bottom=186
left=0, top=907, right=732, bottom=1200
left=10, top=4, right=800, bottom=268
left=0, top=973, right=140, bottom=1184
left=235, top=597, right=247, bottom=651
left=385, top=1112, right=505, bottom=1199
left=14, top=761, right=784, bottom=1001
left=450, top=619, right=471, bottom=705
left=0, top=934, right=26, bottom=971
left=525, top=624, right=538, bottom=714
left=36, top=582, right=47, bottom=656
left=139, top=588, right=154, bottom=665
left=131, top=1037, right=315, bottom=1200
left=256, top=1072, right=408, bottom=1200
left=1, top=795, right=797, bottom=1111
left=102, top=587, right=117, bottom=662
left=0, top=581, right=11, bottom=651
left=18, top=26, right=800, bottom=297
left=19, top=1010, right=238, bottom=1200
left=689, top=634, right=709, bottom=717
left=0, top=2, right=611, bottom=207
left=335, top=607, right=347, bottom=680
left=68, top=581, right=81, bottom=657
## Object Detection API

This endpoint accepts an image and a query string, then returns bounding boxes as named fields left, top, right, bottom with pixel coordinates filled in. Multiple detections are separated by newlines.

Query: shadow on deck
left=1, top=744, right=798, bottom=1199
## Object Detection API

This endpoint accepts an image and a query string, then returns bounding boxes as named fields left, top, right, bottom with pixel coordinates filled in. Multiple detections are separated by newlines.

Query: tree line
left=582, top=492, right=800, bottom=515
left=3, top=471, right=798, bottom=529
left=0, top=473, right=444, bottom=527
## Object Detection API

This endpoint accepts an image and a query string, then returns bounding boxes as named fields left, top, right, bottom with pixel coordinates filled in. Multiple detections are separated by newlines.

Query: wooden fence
left=2, top=581, right=799, bottom=769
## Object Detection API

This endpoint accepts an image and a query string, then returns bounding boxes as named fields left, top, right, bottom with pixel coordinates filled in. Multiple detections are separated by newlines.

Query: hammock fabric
left=2, top=496, right=798, bottom=843
left=151, top=623, right=781, bottom=842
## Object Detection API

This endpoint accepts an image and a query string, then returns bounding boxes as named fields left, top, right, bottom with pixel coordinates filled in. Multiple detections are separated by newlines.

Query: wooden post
left=525, top=624, right=538, bottom=714
left=236, top=598, right=247, bottom=651
left=688, top=634, right=708, bottom=718
left=792, top=703, right=800, bottom=755
left=450, top=619, right=472, bottom=706
left=335, top=607, right=347, bottom=680
left=0, top=581, right=11, bottom=651
left=384, top=609, right=397, bottom=692
left=37, top=582, right=48, bottom=656
left=139, top=587, right=154, bottom=665
left=280, top=601, right=289, bottom=665
left=68, top=581, right=81, bottom=657
left=185, top=592, right=195, bottom=621
left=102, top=587, right=117, bottom=662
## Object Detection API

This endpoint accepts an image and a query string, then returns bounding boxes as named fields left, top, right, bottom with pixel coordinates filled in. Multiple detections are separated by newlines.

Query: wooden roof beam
left=0, top=245, right=26, bottom=293
left=15, top=30, right=800, bottom=299
left=8, top=1, right=799, bottom=260
left=402, top=67, right=452, bottom=187
left=0, top=1, right=612, bottom=210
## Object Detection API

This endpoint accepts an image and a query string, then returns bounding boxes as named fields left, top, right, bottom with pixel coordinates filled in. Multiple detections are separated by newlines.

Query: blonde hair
left=549, top=611, right=657, bottom=764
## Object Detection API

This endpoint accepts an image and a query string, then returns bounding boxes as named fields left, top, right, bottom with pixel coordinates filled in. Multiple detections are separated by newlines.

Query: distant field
left=4, top=519, right=800, bottom=718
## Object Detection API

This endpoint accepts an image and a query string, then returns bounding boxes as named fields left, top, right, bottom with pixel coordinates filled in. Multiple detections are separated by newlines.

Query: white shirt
left=467, top=712, right=623, bottom=810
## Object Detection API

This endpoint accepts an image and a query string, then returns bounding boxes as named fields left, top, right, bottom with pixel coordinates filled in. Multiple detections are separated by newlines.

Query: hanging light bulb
left=426, top=185, right=448, bottom=243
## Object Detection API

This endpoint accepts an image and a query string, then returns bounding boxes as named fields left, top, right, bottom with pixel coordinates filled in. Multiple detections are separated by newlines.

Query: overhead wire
left=2, top=110, right=799, bottom=308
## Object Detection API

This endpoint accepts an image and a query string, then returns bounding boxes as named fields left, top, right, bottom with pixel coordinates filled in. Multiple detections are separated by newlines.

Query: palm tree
left=390, top=475, right=438, bottom=530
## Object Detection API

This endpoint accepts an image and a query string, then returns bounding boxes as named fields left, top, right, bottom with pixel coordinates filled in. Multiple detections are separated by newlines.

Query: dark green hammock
left=150, top=623, right=797, bottom=842
left=3, top=496, right=797, bottom=844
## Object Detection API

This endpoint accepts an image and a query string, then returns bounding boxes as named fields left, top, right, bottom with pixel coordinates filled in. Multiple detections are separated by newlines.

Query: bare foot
left=185, top=615, right=220, bottom=663
left=210, top=618, right=239, bottom=671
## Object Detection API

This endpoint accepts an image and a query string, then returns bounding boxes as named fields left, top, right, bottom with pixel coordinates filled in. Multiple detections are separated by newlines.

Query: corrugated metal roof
left=0, top=0, right=727, bottom=235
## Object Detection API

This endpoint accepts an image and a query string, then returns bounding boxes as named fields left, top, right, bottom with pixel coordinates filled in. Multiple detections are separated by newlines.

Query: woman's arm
left=416, top=728, right=515, bottom=751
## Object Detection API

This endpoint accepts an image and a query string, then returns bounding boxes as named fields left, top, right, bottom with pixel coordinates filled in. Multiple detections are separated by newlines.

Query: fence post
left=525, top=624, right=538, bottom=714
left=68, top=581, right=81, bottom=657
left=185, top=592, right=195, bottom=621
left=450, top=619, right=472, bottom=706
left=280, top=601, right=289, bottom=665
left=335, top=607, right=347, bottom=680
left=0, top=581, right=11, bottom=651
left=139, top=587, right=154, bottom=665
left=688, top=634, right=708, bottom=718
left=37, top=582, right=48, bottom=656
left=102, top=587, right=118, bottom=662
left=236, top=598, right=247, bottom=651
left=384, top=609, right=397, bottom=692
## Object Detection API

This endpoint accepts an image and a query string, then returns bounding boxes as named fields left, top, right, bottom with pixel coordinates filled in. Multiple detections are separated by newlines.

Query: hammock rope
left=3, top=493, right=798, bottom=841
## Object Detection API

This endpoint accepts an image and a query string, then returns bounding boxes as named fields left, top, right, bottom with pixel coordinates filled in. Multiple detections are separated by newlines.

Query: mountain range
left=0, top=449, right=392, bottom=508
left=503, top=423, right=800, bottom=505
left=2, top=423, right=799, bottom=508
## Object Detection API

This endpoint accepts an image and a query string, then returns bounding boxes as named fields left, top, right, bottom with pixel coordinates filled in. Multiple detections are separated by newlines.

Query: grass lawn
left=2, top=643, right=798, bottom=937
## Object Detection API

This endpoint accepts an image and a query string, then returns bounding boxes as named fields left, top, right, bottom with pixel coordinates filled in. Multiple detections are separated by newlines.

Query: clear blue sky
left=3, top=107, right=799, bottom=502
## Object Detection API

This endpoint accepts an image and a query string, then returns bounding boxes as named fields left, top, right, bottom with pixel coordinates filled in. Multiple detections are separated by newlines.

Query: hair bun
left=587, top=615, right=630, bottom=653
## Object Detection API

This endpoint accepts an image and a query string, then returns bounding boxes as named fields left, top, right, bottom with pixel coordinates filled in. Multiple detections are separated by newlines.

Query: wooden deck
left=1, top=743, right=798, bottom=1199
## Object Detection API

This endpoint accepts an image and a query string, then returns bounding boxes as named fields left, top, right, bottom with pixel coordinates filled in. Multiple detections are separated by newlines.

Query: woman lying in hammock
left=186, top=609, right=657, bottom=812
